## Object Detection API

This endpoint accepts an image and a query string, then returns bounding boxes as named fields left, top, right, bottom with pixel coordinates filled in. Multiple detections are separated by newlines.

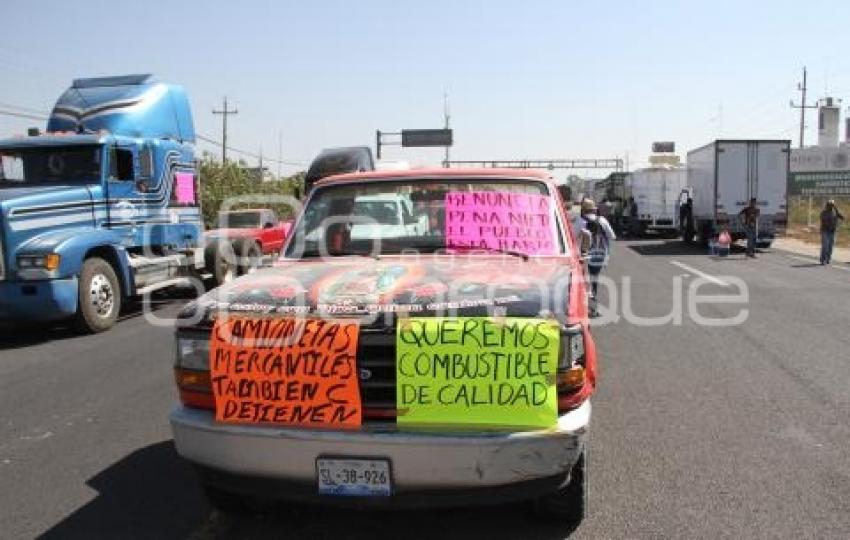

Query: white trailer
left=686, top=140, right=790, bottom=246
left=629, top=166, right=688, bottom=235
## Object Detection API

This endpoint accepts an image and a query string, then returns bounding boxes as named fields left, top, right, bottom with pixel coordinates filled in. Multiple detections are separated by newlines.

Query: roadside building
left=789, top=97, right=850, bottom=244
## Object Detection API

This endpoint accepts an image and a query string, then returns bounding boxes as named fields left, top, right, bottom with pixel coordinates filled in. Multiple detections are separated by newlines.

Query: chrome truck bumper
left=170, top=401, right=590, bottom=506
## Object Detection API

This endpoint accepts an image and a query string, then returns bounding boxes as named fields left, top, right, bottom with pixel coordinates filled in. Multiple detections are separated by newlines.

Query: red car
left=203, top=209, right=292, bottom=283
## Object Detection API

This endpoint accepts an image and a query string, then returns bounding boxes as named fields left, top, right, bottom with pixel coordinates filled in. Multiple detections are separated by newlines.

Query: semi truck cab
left=0, top=74, right=212, bottom=332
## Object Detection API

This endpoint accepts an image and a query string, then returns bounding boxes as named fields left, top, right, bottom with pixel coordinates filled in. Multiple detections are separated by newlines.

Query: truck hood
left=0, top=186, right=94, bottom=230
left=0, top=185, right=86, bottom=204
left=185, top=255, right=575, bottom=326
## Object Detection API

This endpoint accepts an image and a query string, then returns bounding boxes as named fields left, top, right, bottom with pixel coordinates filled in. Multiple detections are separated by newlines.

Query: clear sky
left=2, top=0, right=849, bottom=178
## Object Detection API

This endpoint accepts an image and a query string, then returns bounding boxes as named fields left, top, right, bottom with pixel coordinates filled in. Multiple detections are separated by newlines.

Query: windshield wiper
left=413, top=244, right=529, bottom=261
left=295, top=249, right=380, bottom=260
left=462, top=246, right=530, bottom=261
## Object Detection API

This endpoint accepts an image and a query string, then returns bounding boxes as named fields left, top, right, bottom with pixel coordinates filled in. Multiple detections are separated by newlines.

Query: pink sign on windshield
left=444, top=191, right=556, bottom=255
left=174, top=172, right=196, bottom=205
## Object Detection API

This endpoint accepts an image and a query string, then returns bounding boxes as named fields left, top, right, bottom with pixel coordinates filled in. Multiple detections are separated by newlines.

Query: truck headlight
left=558, top=325, right=586, bottom=391
left=560, top=325, right=585, bottom=368
left=174, top=334, right=214, bottom=411
left=18, top=254, right=61, bottom=271
left=176, top=335, right=210, bottom=370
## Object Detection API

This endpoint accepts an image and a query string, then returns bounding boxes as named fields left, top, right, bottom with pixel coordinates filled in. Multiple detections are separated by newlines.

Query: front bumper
left=0, top=277, right=78, bottom=320
left=171, top=401, right=590, bottom=505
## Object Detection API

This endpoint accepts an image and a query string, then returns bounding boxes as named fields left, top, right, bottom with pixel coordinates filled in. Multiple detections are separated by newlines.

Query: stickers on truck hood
left=396, top=317, right=559, bottom=430
left=209, top=317, right=362, bottom=428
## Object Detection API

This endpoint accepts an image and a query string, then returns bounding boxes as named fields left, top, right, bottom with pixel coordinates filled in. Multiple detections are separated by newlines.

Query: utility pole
left=443, top=92, right=451, bottom=167
left=790, top=67, right=817, bottom=149
left=258, top=147, right=263, bottom=181
left=212, top=97, right=238, bottom=164
left=277, top=130, right=283, bottom=179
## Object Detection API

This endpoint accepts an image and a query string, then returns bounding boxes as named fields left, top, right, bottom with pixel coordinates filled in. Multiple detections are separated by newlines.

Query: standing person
left=738, top=198, right=760, bottom=258
left=820, top=199, right=845, bottom=265
left=680, top=197, right=695, bottom=241
left=578, top=199, right=616, bottom=317
left=627, top=196, right=639, bottom=238
left=597, top=198, right=609, bottom=220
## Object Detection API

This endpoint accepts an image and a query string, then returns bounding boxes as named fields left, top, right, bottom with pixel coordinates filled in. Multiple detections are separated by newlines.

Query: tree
left=198, top=157, right=304, bottom=228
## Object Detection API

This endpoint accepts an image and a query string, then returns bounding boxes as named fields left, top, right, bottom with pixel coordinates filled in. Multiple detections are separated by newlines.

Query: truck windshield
left=352, top=200, right=401, bottom=225
left=285, top=178, right=565, bottom=258
left=218, top=211, right=262, bottom=228
left=0, top=146, right=102, bottom=186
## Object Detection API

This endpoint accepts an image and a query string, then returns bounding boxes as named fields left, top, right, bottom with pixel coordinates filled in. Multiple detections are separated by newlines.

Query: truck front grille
left=358, top=329, right=397, bottom=422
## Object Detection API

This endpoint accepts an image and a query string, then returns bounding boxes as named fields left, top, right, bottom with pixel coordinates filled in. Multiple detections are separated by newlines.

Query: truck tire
left=534, top=445, right=587, bottom=524
left=74, top=257, right=121, bottom=333
left=205, top=241, right=239, bottom=287
left=237, top=240, right=262, bottom=276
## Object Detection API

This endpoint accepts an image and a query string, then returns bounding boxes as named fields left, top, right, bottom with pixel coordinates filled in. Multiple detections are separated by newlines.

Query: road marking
left=787, top=254, right=850, bottom=272
left=670, top=260, right=730, bottom=287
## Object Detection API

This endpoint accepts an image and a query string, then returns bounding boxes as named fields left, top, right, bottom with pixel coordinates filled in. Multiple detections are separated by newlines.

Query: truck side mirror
left=139, top=146, right=153, bottom=179
left=108, top=148, right=118, bottom=179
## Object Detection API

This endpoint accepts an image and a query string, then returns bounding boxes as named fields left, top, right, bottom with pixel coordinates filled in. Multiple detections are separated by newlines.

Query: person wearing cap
left=820, top=199, right=845, bottom=265
left=575, top=198, right=616, bottom=317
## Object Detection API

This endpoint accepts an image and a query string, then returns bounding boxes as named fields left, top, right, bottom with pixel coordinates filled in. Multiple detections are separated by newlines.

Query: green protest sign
left=789, top=171, right=850, bottom=196
left=396, top=317, right=559, bottom=430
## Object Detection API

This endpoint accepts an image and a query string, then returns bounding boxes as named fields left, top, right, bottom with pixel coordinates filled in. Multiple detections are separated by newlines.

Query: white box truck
left=686, top=140, right=789, bottom=247
left=629, top=166, right=688, bottom=236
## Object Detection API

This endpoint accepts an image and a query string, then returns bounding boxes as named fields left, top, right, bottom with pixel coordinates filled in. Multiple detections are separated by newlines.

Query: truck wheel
left=237, top=240, right=262, bottom=276
left=74, top=257, right=121, bottom=333
left=534, top=446, right=587, bottom=524
left=205, top=241, right=238, bottom=287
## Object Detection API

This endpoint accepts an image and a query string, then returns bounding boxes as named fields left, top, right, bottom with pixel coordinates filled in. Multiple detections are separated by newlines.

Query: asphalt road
left=1, top=240, right=849, bottom=539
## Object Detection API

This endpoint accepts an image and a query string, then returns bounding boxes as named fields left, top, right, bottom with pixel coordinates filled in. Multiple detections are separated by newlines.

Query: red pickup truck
left=172, top=169, right=596, bottom=523
left=203, top=209, right=293, bottom=284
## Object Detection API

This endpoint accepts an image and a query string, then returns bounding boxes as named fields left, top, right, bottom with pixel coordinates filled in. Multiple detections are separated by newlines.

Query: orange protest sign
left=209, top=317, right=361, bottom=428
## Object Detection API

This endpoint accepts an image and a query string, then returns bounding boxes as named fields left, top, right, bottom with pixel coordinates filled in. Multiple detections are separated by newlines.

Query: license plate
left=316, top=458, right=392, bottom=497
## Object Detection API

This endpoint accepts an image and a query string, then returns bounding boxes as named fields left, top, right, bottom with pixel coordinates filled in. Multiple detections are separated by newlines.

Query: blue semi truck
left=0, top=74, right=250, bottom=332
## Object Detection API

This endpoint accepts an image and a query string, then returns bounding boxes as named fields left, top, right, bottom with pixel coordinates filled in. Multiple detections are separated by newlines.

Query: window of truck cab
left=0, top=145, right=103, bottom=186
left=108, top=146, right=135, bottom=182
left=219, top=211, right=263, bottom=229
left=284, top=178, right=568, bottom=258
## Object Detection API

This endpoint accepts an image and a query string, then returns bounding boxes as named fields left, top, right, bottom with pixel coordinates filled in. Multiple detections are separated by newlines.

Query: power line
left=0, top=101, right=50, bottom=116
left=0, top=108, right=48, bottom=121
left=196, top=133, right=306, bottom=166
left=0, top=98, right=307, bottom=167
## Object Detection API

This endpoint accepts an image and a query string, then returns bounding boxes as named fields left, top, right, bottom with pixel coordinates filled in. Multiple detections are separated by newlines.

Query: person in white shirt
left=576, top=198, right=616, bottom=317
